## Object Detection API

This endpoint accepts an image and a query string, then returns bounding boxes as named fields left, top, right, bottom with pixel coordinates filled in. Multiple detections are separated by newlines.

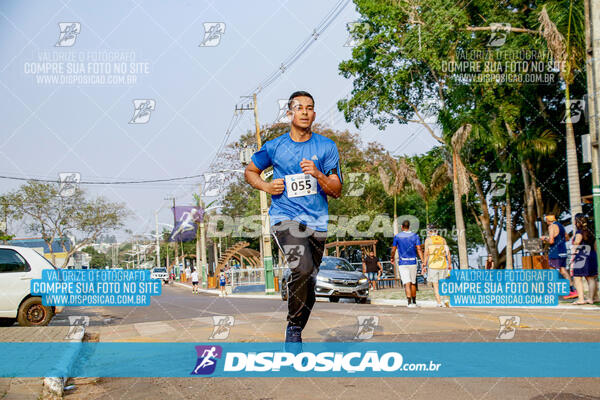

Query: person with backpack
left=423, top=224, right=452, bottom=307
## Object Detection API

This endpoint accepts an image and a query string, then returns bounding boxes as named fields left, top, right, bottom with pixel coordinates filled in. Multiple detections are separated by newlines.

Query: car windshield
left=319, top=258, right=355, bottom=272
left=153, top=268, right=166, bottom=273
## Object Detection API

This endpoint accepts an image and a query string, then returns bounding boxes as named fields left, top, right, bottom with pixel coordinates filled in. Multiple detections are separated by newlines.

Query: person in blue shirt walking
left=219, top=271, right=227, bottom=297
left=390, top=220, right=425, bottom=307
left=244, top=91, right=343, bottom=345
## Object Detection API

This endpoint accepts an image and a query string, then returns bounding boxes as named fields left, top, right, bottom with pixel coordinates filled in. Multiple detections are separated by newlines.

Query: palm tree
left=409, top=161, right=450, bottom=226
left=377, top=154, right=416, bottom=278
left=538, top=1, right=585, bottom=228
left=449, top=124, right=472, bottom=269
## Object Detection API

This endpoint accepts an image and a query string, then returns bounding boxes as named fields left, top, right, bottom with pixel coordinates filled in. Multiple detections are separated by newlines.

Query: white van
left=0, top=245, right=64, bottom=326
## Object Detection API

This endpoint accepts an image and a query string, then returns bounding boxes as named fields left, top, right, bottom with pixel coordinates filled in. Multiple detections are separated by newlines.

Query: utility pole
left=155, top=211, right=161, bottom=268
left=196, top=184, right=208, bottom=288
left=236, top=94, right=275, bottom=293
left=164, top=197, right=178, bottom=276
left=506, top=186, right=513, bottom=269
left=585, top=0, right=600, bottom=270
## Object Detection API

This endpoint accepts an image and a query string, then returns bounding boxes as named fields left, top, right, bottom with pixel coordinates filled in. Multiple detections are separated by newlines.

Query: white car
left=150, top=267, right=169, bottom=283
left=0, top=245, right=64, bottom=327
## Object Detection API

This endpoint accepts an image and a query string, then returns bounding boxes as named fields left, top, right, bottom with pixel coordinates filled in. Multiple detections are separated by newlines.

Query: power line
left=247, top=0, right=350, bottom=95
left=207, top=1, right=350, bottom=170
left=1, top=1, right=352, bottom=188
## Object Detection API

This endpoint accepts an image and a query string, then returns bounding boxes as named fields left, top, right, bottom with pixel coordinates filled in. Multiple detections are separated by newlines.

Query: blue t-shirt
left=251, top=132, right=342, bottom=232
left=392, top=231, right=421, bottom=265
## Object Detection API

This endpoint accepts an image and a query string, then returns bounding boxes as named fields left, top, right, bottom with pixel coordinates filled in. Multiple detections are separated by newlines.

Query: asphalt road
left=49, top=283, right=365, bottom=327
left=50, top=284, right=600, bottom=400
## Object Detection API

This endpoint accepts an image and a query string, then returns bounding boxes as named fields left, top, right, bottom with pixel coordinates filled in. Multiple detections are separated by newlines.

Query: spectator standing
left=542, top=215, right=577, bottom=298
left=362, top=250, right=383, bottom=290
left=570, top=214, right=599, bottom=305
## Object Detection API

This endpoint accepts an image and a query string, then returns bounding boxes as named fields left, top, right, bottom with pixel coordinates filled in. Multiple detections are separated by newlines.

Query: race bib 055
left=285, top=173, right=317, bottom=198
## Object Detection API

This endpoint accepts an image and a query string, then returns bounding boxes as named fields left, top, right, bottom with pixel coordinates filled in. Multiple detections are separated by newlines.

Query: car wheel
left=329, top=297, right=340, bottom=303
left=281, top=280, right=288, bottom=301
left=17, top=297, right=54, bottom=327
left=0, top=318, right=15, bottom=327
left=355, top=297, right=368, bottom=304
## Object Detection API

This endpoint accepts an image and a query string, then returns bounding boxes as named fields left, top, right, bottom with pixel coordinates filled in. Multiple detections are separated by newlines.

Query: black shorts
left=192, top=281, right=198, bottom=286
left=271, top=220, right=327, bottom=327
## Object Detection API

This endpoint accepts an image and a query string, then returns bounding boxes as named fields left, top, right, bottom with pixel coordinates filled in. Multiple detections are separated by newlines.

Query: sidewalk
left=0, top=325, right=79, bottom=400
left=172, top=281, right=600, bottom=309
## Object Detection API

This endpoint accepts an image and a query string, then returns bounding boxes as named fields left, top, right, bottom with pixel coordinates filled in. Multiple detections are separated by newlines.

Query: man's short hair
left=401, top=220, right=410, bottom=229
left=288, top=91, right=314, bottom=109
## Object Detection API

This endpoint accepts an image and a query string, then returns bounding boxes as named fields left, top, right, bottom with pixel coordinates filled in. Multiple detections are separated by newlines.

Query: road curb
left=172, top=282, right=278, bottom=299
left=41, top=327, right=85, bottom=400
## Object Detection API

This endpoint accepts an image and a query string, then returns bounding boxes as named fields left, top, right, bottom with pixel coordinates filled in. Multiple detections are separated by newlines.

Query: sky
left=0, top=0, right=439, bottom=240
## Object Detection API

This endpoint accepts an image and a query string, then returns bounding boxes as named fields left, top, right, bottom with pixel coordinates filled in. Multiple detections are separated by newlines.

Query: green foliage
left=81, top=246, right=109, bottom=268
left=220, top=123, right=484, bottom=258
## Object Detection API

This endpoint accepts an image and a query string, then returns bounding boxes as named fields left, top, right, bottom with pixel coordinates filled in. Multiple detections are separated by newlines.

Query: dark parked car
left=280, top=256, right=369, bottom=304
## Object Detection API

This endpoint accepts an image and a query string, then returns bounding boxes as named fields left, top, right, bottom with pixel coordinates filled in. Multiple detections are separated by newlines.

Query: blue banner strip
left=0, top=342, right=598, bottom=377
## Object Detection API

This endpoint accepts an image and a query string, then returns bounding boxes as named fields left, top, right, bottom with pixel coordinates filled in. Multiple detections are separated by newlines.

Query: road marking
left=134, top=321, right=176, bottom=336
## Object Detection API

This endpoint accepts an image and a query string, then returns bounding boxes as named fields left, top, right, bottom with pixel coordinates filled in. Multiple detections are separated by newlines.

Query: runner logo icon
left=191, top=345, right=223, bottom=375
left=56, top=23, right=81, bottom=47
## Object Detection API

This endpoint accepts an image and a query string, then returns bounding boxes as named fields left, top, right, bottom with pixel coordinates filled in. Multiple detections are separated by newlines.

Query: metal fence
left=225, top=267, right=286, bottom=288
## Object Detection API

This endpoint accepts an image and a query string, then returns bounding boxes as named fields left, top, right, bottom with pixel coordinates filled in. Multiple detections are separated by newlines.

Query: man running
left=542, top=215, right=577, bottom=298
left=390, top=220, right=424, bottom=307
left=423, top=224, right=452, bottom=307
left=191, top=268, right=199, bottom=294
left=245, top=91, right=342, bottom=345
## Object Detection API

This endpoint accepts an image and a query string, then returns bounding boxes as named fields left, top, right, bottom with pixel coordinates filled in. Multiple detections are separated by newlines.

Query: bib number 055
left=285, top=173, right=317, bottom=198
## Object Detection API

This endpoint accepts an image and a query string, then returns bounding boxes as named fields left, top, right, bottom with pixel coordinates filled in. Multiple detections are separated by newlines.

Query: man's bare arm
left=300, top=158, right=342, bottom=198
left=244, top=162, right=284, bottom=195
left=545, top=224, right=558, bottom=244
left=417, top=245, right=424, bottom=265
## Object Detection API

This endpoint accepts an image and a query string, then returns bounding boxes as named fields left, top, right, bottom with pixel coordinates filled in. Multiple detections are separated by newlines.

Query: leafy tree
left=5, top=181, right=129, bottom=267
